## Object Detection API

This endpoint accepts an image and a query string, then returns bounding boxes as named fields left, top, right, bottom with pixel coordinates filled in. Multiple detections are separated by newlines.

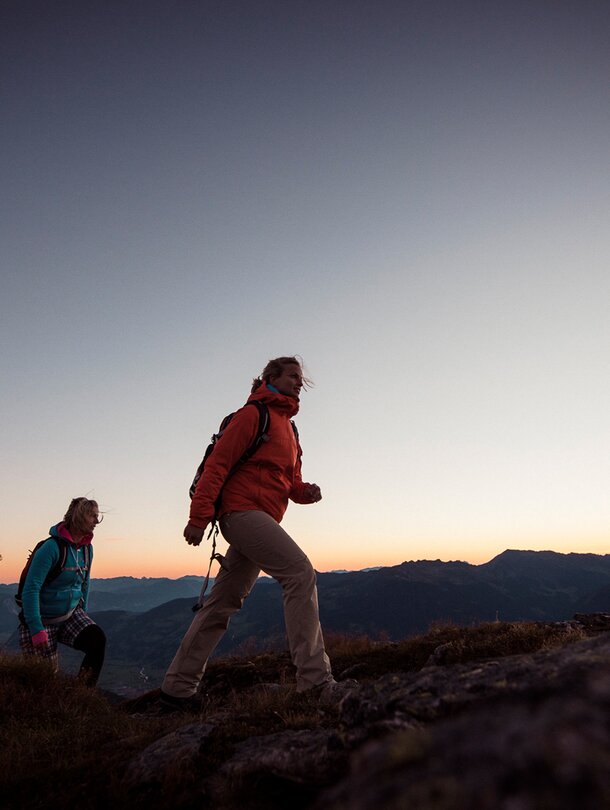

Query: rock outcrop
left=122, top=615, right=610, bottom=809
left=123, top=722, right=215, bottom=791
left=323, top=632, right=610, bottom=809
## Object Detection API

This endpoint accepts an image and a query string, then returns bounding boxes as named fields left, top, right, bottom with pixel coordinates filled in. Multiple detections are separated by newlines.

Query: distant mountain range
left=2, top=550, right=609, bottom=695
left=0, top=575, right=206, bottom=634
left=0, top=573, right=278, bottom=633
left=87, top=575, right=208, bottom=612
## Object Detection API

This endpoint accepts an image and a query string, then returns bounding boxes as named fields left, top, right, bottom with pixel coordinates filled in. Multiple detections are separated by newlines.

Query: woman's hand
left=304, top=484, right=322, bottom=503
left=31, top=629, right=50, bottom=649
left=183, top=522, right=209, bottom=546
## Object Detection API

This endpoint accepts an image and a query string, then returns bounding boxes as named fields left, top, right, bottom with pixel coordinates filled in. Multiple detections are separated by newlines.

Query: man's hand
left=183, top=522, right=208, bottom=546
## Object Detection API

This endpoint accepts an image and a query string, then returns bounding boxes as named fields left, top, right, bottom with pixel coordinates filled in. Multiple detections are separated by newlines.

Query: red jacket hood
left=247, top=383, right=300, bottom=418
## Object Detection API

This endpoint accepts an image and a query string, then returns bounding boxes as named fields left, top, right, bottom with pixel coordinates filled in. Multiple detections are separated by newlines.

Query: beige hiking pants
left=162, top=510, right=333, bottom=697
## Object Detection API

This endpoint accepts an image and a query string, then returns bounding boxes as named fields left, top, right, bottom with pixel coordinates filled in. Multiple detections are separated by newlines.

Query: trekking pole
left=192, top=523, right=226, bottom=611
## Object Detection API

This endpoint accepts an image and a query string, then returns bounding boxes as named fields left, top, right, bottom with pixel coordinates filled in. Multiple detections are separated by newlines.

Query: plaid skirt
left=19, top=607, right=97, bottom=670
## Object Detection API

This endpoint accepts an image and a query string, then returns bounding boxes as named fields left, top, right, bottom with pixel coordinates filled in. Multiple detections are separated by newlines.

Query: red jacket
left=189, top=384, right=313, bottom=526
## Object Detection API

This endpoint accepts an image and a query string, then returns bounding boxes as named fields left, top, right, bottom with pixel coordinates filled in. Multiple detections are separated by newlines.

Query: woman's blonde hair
left=63, top=497, right=101, bottom=534
left=251, top=356, right=312, bottom=393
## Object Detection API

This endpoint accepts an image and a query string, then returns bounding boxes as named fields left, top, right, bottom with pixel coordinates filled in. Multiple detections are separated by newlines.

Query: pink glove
left=31, top=630, right=49, bottom=647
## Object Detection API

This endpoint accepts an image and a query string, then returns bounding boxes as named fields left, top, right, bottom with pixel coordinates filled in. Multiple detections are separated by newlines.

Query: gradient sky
left=1, top=0, right=609, bottom=583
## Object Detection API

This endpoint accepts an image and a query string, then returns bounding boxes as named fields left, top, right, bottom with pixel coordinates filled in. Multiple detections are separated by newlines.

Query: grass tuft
left=0, top=653, right=186, bottom=809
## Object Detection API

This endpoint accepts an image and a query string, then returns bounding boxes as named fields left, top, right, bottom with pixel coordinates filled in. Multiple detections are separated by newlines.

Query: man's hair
left=251, top=356, right=312, bottom=393
left=63, top=497, right=101, bottom=534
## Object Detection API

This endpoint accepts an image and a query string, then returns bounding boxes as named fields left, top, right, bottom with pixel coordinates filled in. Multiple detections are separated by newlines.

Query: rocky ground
left=120, top=614, right=610, bottom=810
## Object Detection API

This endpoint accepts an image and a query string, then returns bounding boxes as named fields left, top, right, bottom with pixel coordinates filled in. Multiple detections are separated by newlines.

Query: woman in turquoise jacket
left=19, top=497, right=106, bottom=685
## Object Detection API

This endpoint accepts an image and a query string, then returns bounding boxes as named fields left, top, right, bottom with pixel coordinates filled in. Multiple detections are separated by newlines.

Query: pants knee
left=74, top=624, right=106, bottom=654
left=282, top=557, right=316, bottom=595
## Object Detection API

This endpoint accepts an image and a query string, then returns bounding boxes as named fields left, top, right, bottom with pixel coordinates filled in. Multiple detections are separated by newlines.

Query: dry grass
left=0, top=654, right=186, bottom=809
left=0, top=619, right=588, bottom=810
left=321, top=619, right=586, bottom=679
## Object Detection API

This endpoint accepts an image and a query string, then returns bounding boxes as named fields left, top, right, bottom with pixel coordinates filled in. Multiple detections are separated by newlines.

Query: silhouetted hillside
left=91, top=549, right=610, bottom=680
left=2, top=550, right=609, bottom=695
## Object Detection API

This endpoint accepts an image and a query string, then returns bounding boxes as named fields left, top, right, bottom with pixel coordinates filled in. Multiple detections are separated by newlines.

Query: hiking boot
left=309, top=678, right=358, bottom=707
left=158, top=690, right=205, bottom=715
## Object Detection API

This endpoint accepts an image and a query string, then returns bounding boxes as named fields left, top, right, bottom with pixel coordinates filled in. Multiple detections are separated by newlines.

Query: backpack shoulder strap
left=46, top=536, right=70, bottom=583
left=237, top=400, right=270, bottom=464
left=290, top=420, right=302, bottom=462
left=81, top=543, right=92, bottom=572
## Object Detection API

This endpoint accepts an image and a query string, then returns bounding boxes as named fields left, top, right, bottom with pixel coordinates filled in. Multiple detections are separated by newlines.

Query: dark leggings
left=73, top=624, right=106, bottom=686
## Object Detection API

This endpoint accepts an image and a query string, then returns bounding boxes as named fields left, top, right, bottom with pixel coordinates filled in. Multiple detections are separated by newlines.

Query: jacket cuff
left=188, top=517, right=214, bottom=529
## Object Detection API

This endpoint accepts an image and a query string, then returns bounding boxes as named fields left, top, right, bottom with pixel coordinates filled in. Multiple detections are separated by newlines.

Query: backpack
left=190, top=399, right=302, bottom=509
left=189, top=400, right=272, bottom=510
left=14, top=536, right=91, bottom=614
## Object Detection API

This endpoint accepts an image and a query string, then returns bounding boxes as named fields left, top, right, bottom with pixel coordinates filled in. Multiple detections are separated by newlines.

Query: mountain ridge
left=2, top=549, right=608, bottom=696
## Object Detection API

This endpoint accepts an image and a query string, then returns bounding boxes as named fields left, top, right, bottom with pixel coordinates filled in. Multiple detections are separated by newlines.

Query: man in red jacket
left=161, top=357, right=342, bottom=709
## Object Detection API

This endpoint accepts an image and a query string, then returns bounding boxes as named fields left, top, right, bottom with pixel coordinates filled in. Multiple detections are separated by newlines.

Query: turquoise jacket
left=21, top=523, right=93, bottom=636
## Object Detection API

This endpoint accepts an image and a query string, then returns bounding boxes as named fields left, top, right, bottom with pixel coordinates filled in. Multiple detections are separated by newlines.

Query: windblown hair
left=251, top=356, right=312, bottom=393
left=63, top=497, right=101, bottom=534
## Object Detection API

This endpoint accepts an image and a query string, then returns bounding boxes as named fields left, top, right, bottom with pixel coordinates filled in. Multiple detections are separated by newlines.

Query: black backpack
left=15, top=536, right=91, bottom=613
left=189, top=400, right=271, bottom=511
left=190, top=399, right=302, bottom=507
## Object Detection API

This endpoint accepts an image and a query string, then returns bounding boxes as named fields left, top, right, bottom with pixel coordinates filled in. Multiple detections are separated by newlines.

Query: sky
left=1, top=0, right=609, bottom=583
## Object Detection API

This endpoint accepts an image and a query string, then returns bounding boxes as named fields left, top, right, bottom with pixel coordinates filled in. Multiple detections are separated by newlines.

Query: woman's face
left=269, top=364, right=303, bottom=399
left=82, top=507, right=100, bottom=535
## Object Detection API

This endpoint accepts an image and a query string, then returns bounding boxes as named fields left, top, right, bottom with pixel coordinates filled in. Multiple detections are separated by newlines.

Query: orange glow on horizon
left=2, top=533, right=607, bottom=584
left=44, top=539, right=610, bottom=581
